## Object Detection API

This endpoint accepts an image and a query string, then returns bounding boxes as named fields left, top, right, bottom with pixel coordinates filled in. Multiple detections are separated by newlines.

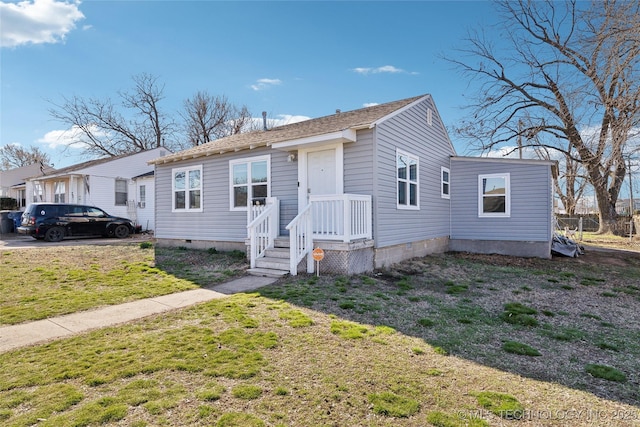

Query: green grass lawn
left=0, top=244, right=247, bottom=325
left=0, top=243, right=638, bottom=426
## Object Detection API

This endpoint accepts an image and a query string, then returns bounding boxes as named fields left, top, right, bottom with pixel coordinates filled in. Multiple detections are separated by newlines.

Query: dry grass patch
left=0, top=292, right=638, bottom=426
left=1, top=244, right=639, bottom=425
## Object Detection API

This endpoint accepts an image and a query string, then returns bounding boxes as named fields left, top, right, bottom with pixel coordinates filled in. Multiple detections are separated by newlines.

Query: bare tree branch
left=182, top=92, right=256, bottom=147
left=446, top=0, right=640, bottom=233
left=0, top=145, right=51, bottom=170
left=48, top=73, right=176, bottom=157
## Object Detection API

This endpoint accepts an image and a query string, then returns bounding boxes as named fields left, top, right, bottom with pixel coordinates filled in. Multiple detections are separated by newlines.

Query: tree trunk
left=595, top=186, right=619, bottom=234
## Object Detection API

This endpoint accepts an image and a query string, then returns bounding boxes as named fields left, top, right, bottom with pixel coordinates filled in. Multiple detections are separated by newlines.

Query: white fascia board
left=369, top=95, right=430, bottom=128
left=271, top=129, right=357, bottom=150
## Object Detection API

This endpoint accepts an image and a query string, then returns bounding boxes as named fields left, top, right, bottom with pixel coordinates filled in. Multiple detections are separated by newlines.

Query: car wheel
left=44, top=227, right=64, bottom=242
left=113, top=224, right=130, bottom=239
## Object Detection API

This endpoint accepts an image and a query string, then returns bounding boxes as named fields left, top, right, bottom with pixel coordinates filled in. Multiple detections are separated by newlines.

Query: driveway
left=0, top=232, right=151, bottom=249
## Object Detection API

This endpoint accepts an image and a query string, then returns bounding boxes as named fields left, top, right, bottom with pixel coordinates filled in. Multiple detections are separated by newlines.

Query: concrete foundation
left=449, top=239, right=551, bottom=259
left=374, top=236, right=449, bottom=269
left=155, top=238, right=245, bottom=253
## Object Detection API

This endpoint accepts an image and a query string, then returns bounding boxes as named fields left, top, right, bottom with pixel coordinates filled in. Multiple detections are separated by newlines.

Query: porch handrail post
left=286, top=203, right=313, bottom=276
left=343, top=194, right=351, bottom=243
left=267, top=197, right=279, bottom=242
left=247, top=198, right=278, bottom=270
left=306, top=210, right=314, bottom=273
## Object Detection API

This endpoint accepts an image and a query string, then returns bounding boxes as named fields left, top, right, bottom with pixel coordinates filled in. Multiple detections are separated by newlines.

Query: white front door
left=298, top=144, right=344, bottom=211
left=307, top=149, right=337, bottom=196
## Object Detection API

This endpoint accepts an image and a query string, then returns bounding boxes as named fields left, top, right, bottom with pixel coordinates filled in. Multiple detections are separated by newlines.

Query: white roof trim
left=369, top=95, right=430, bottom=128
left=271, top=129, right=357, bottom=150
left=451, top=156, right=557, bottom=166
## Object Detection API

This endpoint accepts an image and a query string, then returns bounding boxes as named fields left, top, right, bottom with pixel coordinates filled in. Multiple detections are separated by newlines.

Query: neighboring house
left=24, top=147, right=169, bottom=232
left=616, top=198, right=640, bottom=215
left=149, top=95, right=557, bottom=276
left=0, top=163, right=55, bottom=210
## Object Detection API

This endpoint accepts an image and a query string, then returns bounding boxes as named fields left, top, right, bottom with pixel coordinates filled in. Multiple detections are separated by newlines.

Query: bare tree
left=48, top=73, right=176, bottom=157
left=0, top=145, right=51, bottom=170
left=448, top=0, right=640, bottom=233
left=535, top=145, right=588, bottom=215
left=182, top=92, right=255, bottom=147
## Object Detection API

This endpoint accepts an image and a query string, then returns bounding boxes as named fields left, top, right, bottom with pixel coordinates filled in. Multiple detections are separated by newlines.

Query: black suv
left=17, top=203, right=136, bottom=242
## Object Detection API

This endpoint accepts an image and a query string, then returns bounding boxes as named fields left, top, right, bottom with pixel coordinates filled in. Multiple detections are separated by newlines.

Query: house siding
left=24, top=147, right=166, bottom=227
left=344, top=128, right=375, bottom=196
left=134, top=176, right=155, bottom=231
left=155, top=147, right=297, bottom=242
left=450, top=158, right=553, bottom=242
left=271, top=151, right=298, bottom=235
left=372, top=97, right=453, bottom=249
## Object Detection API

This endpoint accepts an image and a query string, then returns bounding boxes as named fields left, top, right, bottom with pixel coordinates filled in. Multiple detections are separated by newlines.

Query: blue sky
left=0, top=0, right=499, bottom=169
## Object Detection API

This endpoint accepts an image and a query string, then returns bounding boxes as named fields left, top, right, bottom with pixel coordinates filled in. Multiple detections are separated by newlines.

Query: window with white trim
left=230, top=155, right=270, bottom=210
left=441, top=167, right=450, bottom=199
left=139, top=185, right=146, bottom=208
left=33, top=183, right=43, bottom=202
left=17, top=189, right=26, bottom=208
left=396, top=149, right=419, bottom=209
left=54, top=181, right=66, bottom=203
left=115, top=179, right=127, bottom=206
left=172, top=165, right=202, bottom=212
left=479, top=173, right=510, bottom=217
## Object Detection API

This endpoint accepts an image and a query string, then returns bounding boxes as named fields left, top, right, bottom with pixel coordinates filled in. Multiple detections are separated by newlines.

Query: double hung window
left=396, top=149, right=419, bottom=209
left=441, top=167, right=450, bottom=199
left=172, top=166, right=202, bottom=212
left=230, top=155, right=270, bottom=210
left=54, top=181, right=66, bottom=203
left=115, top=179, right=127, bottom=206
left=479, top=173, right=510, bottom=217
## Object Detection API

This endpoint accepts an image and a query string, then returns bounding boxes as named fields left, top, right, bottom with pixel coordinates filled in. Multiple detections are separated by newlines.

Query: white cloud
left=250, top=78, right=282, bottom=91
left=272, top=114, right=310, bottom=126
left=37, top=125, right=104, bottom=149
left=351, top=65, right=416, bottom=76
left=0, top=0, right=85, bottom=48
left=363, top=103, right=379, bottom=108
left=250, top=114, right=310, bottom=130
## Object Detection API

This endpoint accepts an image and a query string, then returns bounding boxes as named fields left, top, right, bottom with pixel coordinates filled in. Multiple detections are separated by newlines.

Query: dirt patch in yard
left=455, top=246, right=640, bottom=269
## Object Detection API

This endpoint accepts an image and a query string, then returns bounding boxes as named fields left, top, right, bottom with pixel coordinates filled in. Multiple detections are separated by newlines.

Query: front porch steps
left=247, top=238, right=291, bottom=278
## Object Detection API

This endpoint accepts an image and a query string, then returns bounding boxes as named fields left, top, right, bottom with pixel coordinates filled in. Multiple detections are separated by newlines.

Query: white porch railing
left=309, top=194, right=372, bottom=242
left=286, top=203, right=314, bottom=276
left=247, top=198, right=279, bottom=269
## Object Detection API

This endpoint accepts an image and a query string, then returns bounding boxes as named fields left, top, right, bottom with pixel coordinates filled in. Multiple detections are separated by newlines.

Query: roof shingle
left=151, top=94, right=426, bottom=164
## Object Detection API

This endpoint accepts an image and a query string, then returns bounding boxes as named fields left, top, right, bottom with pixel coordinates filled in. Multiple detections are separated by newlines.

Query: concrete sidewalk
left=0, top=275, right=277, bottom=353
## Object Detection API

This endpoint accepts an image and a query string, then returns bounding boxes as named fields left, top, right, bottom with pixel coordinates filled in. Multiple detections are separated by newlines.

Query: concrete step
left=264, top=247, right=289, bottom=259
left=255, top=256, right=290, bottom=271
left=247, top=268, right=289, bottom=278
left=274, top=237, right=290, bottom=248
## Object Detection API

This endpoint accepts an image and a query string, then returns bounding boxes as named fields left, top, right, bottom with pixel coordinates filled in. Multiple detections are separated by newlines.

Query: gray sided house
left=450, top=157, right=557, bottom=258
left=150, top=94, right=556, bottom=276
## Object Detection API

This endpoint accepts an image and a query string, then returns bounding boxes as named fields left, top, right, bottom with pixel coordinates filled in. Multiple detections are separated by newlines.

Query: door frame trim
left=297, top=143, right=344, bottom=211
